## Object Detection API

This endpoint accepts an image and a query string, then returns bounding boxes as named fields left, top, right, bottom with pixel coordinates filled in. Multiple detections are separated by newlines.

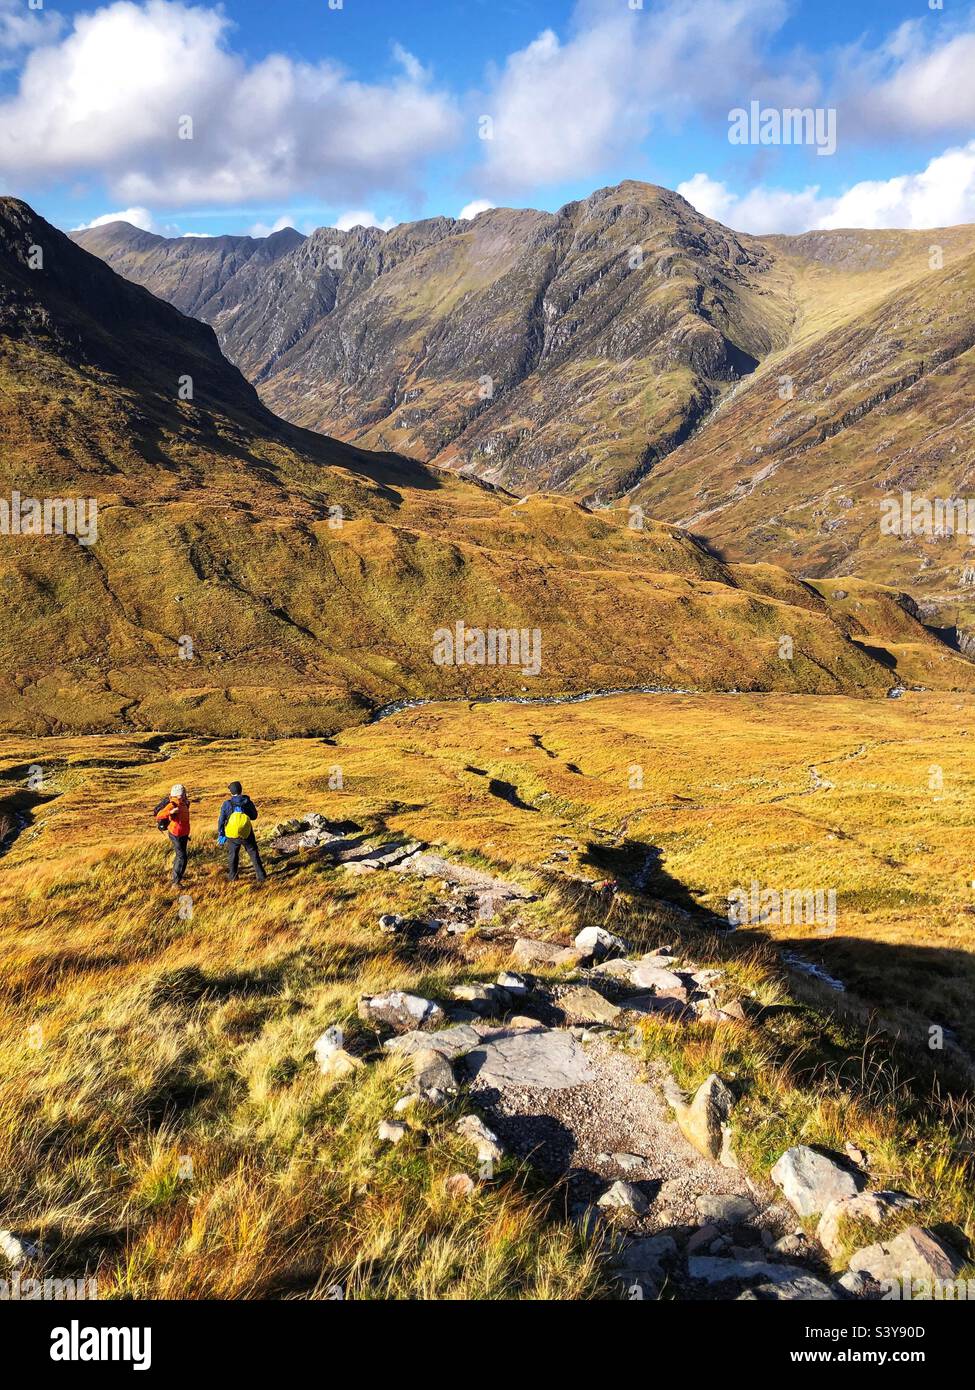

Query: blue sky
left=1, top=0, right=974, bottom=237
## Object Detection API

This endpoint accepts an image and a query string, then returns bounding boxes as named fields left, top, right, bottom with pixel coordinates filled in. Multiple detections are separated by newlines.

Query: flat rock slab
left=462, top=1027, right=595, bottom=1090
left=394, top=852, right=532, bottom=898
left=689, top=1256, right=829, bottom=1290
left=384, top=1024, right=483, bottom=1060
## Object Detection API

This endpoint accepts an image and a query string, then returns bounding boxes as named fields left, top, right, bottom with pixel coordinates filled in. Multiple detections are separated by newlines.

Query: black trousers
left=227, top=836, right=266, bottom=882
left=169, top=834, right=189, bottom=884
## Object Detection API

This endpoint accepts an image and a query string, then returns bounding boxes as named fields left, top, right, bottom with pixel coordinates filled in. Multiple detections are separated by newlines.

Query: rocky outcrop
left=358, top=992, right=445, bottom=1034
left=817, top=1190, right=919, bottom=1260
left=847, top=1226, right=967, bottom=1285
left=771, top=1146, right=866, bottom=1217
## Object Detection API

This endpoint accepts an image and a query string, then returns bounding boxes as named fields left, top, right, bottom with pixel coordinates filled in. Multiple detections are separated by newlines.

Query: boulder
left=739, top=1276, right=838, bottom=1300
left=0, top=1230, right=39, bottom=1265
left=772, top=1233, right=813, bottom=1260
left=771, top=1146, right=866, bottom=1218
left=687, top=1224, right=722, bottom=1254
left=631, top=965, right=687, bottom=995
left=591, top=957, right=640, bottom=982
left=450, top=982, right=506, bottom=1014
left=716, top=998, right=748, bottom=1022
left=408, top=1048, right=458, bottom=1105
left=848, top=1226, right=966, bottom=1285
left=612, top=1234, right=677, bottom=1280
left=597, top=1180, right=650, bottom=1216
left=313, top=1027, right=345, bottom=1069
left=817, top=1190, right=919, bottom=1260
left=838, top=1269, right=879, bottom=1297
left=317, top=1048, right=363, bottom=1082
left=610, top=1152, right=646, bottom=1173
left=689, top=1256, right=830, bottom=1289
left=558, top=986, right=622, bottom=1026
left=358, top=991, right=445, bottom=1033
left=667, top=1073, right=736, bottom=1165
left=624, top=992, right=689, bottom=1019
left=444, top=1173, right=477, bottom=1199
left=496, top=971, right=529, bottom=996
left=573, top=926, right=627, bottom=960
left=512, top=938, right=580, bottom=968
left=690, top=968, right=723, bottom=986
left=694, top=1193, right=757, bottom=1226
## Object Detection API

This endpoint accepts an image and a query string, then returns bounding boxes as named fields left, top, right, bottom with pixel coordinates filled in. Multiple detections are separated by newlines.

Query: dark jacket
left=217, top=794, right=258, bottom=838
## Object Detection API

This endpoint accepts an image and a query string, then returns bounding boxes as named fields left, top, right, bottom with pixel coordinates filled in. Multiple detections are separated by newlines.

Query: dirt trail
left=467, top=1033, right=767, bottom=1230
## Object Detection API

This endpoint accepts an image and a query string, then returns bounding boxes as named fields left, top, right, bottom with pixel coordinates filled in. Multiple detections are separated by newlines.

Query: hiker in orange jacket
left=154, top=783, right=191, bottom=885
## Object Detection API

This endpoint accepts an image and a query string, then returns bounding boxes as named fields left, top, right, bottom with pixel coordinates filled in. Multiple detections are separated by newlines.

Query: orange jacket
left=156, top=796, right=190, bottom=838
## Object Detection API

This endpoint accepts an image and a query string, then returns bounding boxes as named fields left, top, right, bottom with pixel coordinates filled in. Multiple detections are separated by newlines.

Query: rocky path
left=464, top=1031, right=768, bottom=1230
left=294, top=813, right=970, bottom=1301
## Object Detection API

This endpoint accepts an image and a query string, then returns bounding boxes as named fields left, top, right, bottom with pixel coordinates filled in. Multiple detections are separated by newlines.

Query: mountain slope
left=633, top=230, right=975, bottom=629
left=7, top=198, right=969, bottom=736
left=74, top=185, right=975, bottom=629
left=74, top=183, right=793, bottom=500
left=72, top=220, right=306, bottom=323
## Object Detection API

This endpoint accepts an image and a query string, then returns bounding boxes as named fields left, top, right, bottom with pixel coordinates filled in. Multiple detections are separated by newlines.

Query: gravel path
left=466, top=1035, right=781, bottom=1235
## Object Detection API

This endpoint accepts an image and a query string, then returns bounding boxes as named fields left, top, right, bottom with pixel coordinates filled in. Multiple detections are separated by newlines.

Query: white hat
left=171, top=783, right=186, bottom=798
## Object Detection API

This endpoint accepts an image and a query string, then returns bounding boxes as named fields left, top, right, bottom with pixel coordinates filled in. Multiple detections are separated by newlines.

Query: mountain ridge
left=72, top=181, right=975, bottom=628
left=9, top=196, right=958, bottom=737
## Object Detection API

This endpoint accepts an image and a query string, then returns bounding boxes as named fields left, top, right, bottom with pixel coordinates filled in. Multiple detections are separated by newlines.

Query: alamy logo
left=880, top=491, right=975, bottom=537
left=50, top=1319, right=151, bottom=1371
left=433, top=621, right=542, bottom=676
left=728, top=101, right=837, bottom=156
left=1, top=1273, right=98, bottom=1300
left=0, top=491, right=98, bottom=545
left=728, top=880, right=837, bottom=932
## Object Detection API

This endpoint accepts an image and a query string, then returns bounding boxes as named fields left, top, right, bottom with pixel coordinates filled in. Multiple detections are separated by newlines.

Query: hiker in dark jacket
left=217, top=781, right=266, bottom=883
left=154, top=783, right=191, bottom=885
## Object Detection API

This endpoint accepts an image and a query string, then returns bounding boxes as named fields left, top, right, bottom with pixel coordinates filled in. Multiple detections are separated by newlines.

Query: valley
left=2, top=186, right=973, bottom=1305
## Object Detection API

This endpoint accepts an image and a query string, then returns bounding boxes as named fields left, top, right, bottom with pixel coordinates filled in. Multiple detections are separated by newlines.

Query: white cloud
left=0, top=0, right=62, bottom=51
left=478, top=0, right=812, bottom=190
left=73, top=205, right=159, bottom=232
left=0, top=0, right=460, bottom=206
left=391, top=41, right=428, bottom=86
left=458, top=199, right=495, bottom=221
left=678, top=140, right=975, bottom=234
left=839, top=20, right=975, bottom=139
left=247, top=214, right=299, bottom=238
left=334, top=209, right=396, bottom=232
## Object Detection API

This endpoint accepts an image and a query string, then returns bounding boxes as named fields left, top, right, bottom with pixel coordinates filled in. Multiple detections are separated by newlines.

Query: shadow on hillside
left=488, top=778, right=538, bottom=812
left=580, top=837, right=729, bottom=928
left=573, top=837, right=975, bottom=1074
left=851, top=639, right=898, bottom=670
left=773, top=932, right=975, bottom=1052
left=0, top=784, right=61, bottom=857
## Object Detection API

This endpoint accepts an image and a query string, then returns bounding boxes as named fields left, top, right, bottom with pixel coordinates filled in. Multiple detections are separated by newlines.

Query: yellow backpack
left=225, top=810, right=252, bottom=840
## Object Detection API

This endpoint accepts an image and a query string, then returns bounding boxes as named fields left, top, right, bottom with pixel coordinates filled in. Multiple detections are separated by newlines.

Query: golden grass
left=1, top=689, right=973, bottom=1296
